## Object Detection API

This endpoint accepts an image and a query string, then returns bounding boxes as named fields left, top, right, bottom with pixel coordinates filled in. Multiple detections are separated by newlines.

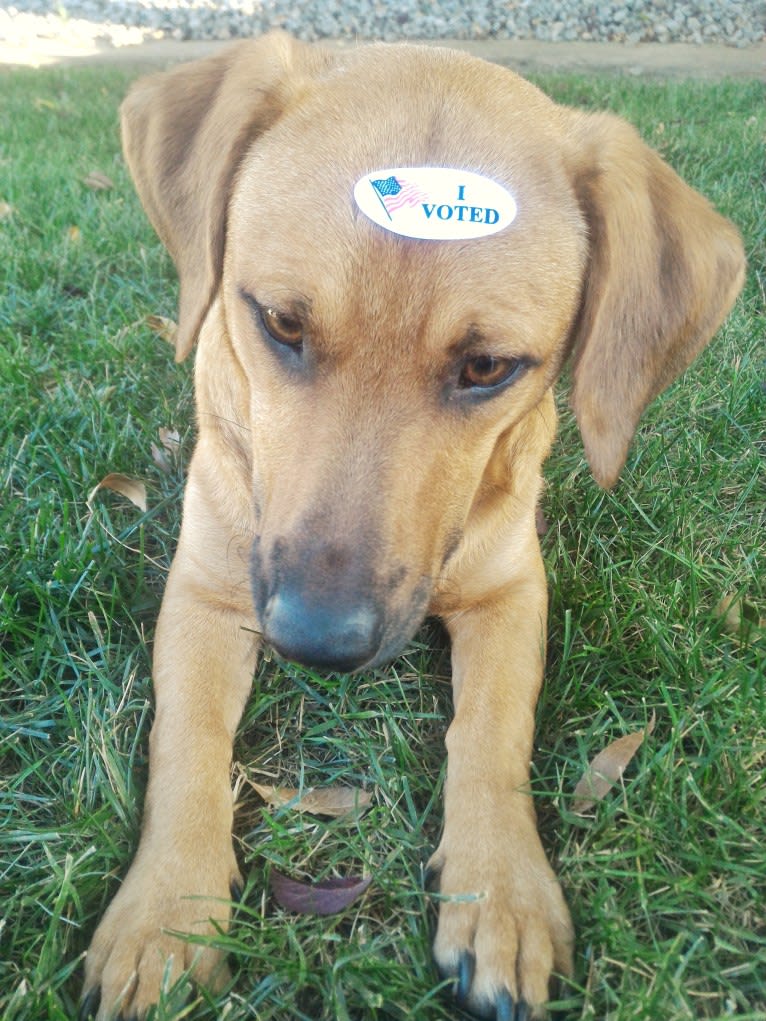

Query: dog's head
left=122, top=34, right=744, bottom=670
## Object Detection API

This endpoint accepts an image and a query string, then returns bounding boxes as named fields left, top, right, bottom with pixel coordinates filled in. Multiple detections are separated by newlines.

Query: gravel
left=2, top=0, right=764, bottom=52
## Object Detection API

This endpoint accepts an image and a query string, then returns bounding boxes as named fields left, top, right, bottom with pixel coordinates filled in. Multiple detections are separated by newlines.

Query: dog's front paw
left=81, top=850, right=241, bottom=1020
left=427, top=822, right=573, bottom=1019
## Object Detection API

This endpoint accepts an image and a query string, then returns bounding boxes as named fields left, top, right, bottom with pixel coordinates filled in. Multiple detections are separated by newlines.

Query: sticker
left=353, top=167, right=517, bottom=241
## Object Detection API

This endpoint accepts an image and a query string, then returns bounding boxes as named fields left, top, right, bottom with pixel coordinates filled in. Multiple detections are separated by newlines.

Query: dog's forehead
left=227, top=49, right=586, bottom=346
left=234, top=55, right=578, bottom=223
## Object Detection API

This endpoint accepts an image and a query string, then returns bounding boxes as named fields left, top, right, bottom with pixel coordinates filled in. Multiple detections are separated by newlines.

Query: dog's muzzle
left=251, top=532, right=431, bottom=674
left=262, top=587, right=384, bottom=672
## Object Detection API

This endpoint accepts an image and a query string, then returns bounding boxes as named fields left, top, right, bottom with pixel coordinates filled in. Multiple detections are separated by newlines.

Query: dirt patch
left=1, top=35, right=765, bottom=79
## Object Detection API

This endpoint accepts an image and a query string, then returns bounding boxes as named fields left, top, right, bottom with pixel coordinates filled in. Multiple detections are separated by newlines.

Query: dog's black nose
left=262, top=589, right=383, bottom=672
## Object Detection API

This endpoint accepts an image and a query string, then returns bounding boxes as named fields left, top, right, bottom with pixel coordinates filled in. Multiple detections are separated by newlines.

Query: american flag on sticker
left=370, top=175, right=427, bottom=218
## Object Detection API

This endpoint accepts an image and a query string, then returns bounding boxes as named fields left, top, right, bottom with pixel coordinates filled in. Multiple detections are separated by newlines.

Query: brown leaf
left=249, top=780, right=372, bottom=820
left=159, top=427, right=181, bottom=453
left=66, top=225, right=81, bottom=244
left=83, top=170, right=114, bottom=191
left=151, top=443, right=172, bottom=474
left=573, top=712, right=656, bottom=815
left=87, top=473, right=147, bottom=513
left=145, top=314, right=178, bottom=347
left=151, top=428, right=182, bottom=474
left=270, top=871, right=371, bottom=916
left=715, top=592, right=764, bottom=637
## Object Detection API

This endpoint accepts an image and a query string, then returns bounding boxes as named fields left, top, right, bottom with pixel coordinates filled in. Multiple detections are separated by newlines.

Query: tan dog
left=81, top=33, right=745, bottom=1021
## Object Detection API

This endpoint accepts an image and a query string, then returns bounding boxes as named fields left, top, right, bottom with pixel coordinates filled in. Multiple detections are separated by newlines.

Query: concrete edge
left=1, top=36, right=765, bottom=78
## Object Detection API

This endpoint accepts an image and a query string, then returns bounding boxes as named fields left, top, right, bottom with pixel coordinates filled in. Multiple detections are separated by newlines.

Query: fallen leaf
left=151, top=443, right=172, bottom=474
left=67, top=225, right=81, bottom=244
left=715, top=592, right=764, bottom=637
left=88, top=473, right=147, bottom=513
left=270, top=871, right=371, bottom=916
left=146, top=314, right=178, bottom=347
left=249, top=780, right=372, bottom=820
left=573, top=712, right=656, bottom=815
left=0, top=201, right=13, bottom=220
left=151, top=428, right=182, bottom=474
left=83, top=170, right=114, bottom=190
left=159, top=427, right=181, bottom=453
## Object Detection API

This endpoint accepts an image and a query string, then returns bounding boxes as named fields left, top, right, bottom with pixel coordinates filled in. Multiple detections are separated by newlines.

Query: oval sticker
left=353, top=167, right=517, bottom=241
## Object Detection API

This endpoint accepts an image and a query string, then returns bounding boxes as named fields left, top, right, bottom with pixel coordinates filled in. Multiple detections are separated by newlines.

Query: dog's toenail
left=496, top=988, right=517, bottom=1021
left=456, top=949, right=476, bottom=1004
left=78, top=988, right=101, bottom=1021
left=423, top=862, right=441, bottom=891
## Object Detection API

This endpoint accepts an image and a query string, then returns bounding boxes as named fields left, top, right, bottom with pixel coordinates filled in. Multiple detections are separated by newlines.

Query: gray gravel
left=2, top=0, right=764, bottom=52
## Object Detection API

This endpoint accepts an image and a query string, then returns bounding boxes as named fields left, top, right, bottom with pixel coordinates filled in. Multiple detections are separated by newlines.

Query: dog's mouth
left=251, top=537, right=431, bottom=673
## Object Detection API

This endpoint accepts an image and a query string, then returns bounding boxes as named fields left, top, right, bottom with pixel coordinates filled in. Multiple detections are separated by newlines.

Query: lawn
left=0, top=59, right=764, bottom=1021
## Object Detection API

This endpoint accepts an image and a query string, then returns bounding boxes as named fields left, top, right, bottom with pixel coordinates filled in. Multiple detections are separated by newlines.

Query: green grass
left=1, top=63, right=764, bottom=1021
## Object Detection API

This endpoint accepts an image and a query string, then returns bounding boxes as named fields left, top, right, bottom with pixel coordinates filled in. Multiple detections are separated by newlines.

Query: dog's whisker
left=198, top=410, right=252, bottom=434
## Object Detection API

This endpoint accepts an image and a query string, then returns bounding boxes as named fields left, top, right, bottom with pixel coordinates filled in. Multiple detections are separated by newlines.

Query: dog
left=80, top=32, right=745, bottom=1021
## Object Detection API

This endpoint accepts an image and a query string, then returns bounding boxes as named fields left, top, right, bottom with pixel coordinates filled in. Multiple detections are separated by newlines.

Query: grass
left=1, top=60, right=764, bottom=1021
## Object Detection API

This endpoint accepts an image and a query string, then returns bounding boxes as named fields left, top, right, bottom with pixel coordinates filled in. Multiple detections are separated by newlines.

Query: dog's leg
left=82, top=481, right=256, bottom=1020
left=430, top=543, right=572, bottom=1019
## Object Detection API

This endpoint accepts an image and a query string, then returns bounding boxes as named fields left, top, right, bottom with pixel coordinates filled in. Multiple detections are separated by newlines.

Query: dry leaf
left=573, top=712, right=656, bottom=815
left=67, top=225, right=81, bottom=244
left=151, top=443, right=172, bottom=474
left=88, top=473, right=147, bottom=513
left=83, top=170, right=114, bottom=190
left=715, top=593, right=764, bottom=637
left=151, top=428, right=182, bottom=474
left=270, top=870, right=371, bottom=916
left=146, top=314, right=178, bottom=347
left=159, top=427, right=181, bottom=453
left=0, top=201, right=13, bottom=220
left=249, top=780, right=372, bottom=820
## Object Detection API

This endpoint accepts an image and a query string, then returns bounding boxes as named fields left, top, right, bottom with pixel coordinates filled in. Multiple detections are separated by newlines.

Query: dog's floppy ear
left=120, top=32, right=332, bottom=361
left=564, top=111, right=745, bottom=488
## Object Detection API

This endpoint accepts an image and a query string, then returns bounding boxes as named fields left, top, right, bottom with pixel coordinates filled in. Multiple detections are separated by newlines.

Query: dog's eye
left=260, top=306, right=304, bottom=348
left=459, top=355, right=520, bottom=390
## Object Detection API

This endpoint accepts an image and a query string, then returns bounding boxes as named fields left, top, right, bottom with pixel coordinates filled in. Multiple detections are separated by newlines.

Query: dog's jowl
left=81, top=33, right=745, bottom=1021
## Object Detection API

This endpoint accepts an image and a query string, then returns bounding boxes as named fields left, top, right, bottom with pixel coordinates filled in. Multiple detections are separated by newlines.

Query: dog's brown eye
left=261, top=307, right=304, bottom=347
left=459, top=356, right=520, bottom=389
